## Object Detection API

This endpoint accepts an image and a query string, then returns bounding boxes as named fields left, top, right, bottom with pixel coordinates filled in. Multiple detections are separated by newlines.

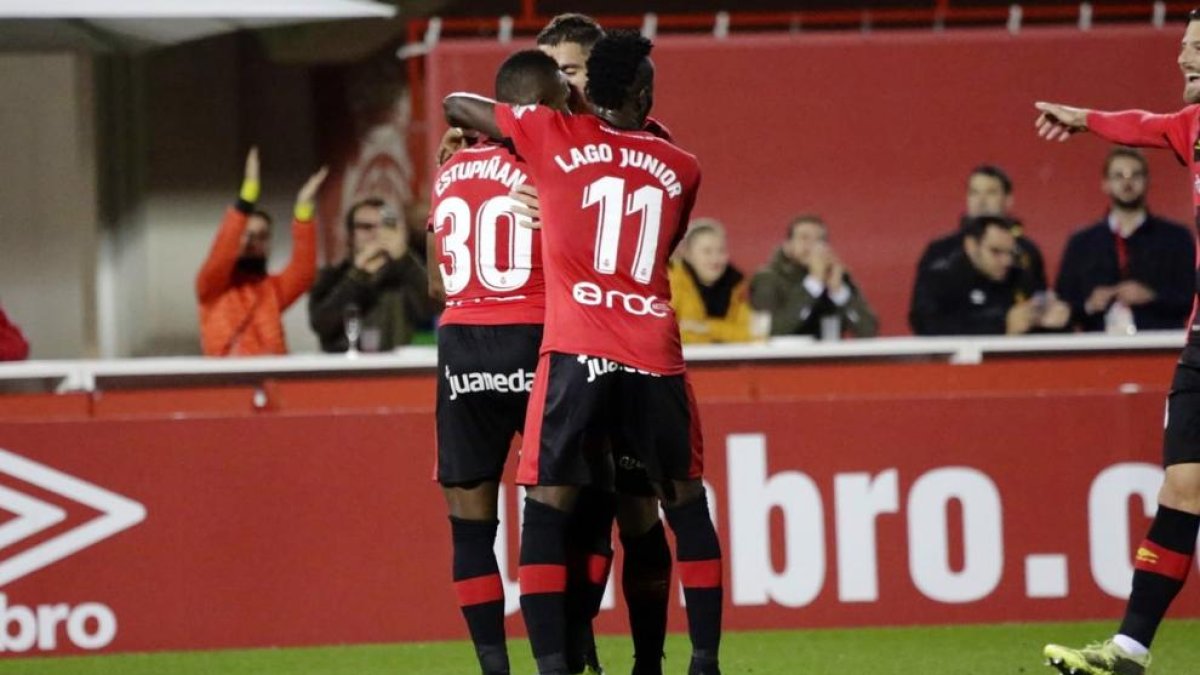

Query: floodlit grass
left=3, top=619, right=1199, bottom=674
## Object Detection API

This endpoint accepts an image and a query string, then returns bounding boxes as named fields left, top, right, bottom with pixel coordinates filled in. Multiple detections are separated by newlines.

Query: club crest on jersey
left=511, top=105, right=537, bottom=119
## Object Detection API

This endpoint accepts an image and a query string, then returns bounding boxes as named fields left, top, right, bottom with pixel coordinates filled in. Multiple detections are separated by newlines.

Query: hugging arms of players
left=1033, top=14, right=1200, bottom=675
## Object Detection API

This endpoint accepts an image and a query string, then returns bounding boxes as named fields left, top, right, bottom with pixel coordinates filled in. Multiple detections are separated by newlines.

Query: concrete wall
left=0, top=53, right=99, bottom=359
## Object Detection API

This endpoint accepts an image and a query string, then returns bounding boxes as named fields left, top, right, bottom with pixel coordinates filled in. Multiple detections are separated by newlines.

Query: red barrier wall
left=425, top=27, right=1194, bottom=335
left=0, top=355, right=1194, bottom=656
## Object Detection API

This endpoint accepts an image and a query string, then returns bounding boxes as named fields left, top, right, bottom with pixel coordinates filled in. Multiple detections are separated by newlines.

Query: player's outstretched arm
left=1034, top=102, right=1090, bottom=142
left=443, top=93, right=503, bottom=141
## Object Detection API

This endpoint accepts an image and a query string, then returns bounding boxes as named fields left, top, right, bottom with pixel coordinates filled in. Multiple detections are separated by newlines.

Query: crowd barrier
left=0, top=333, right=1195, bottom=656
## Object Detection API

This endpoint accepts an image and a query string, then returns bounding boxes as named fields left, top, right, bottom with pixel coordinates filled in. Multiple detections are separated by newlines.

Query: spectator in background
left=1056, top=147, right=1194, bottom=333
left=196, top=148, right=324, bottom=357
left=910, top=215, right=1070, bottom=335
left=669, top=219, right=752, bottom=344
left=751, top=214, right=879, bottom=338
left=913, top=165, right=1047, bottom=305
left=0, top=304, right=29, bottom=361
left=308, top=197, right=434, bottom=352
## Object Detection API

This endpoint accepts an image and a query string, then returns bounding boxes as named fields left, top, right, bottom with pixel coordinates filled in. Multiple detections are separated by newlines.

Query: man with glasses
left=909, top=215, right=1070, bottom=335
left=1055, top=147, right=1194, bottom=333
left=308, top=197, right=436, bottom=352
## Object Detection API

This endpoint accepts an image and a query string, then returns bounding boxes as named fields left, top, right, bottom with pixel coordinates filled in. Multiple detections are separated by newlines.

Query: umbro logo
left=0, top=448, right=145, bottom=587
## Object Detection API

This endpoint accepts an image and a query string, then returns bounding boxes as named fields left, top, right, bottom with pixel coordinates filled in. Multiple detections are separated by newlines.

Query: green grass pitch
left=3, top=620, right=1198, bottom=674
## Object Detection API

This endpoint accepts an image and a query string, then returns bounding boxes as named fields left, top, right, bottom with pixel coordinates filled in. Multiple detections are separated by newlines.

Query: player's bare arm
left=443, top=93, right=503, bottom=141
left=1034, top=102, right=1090, bottom=142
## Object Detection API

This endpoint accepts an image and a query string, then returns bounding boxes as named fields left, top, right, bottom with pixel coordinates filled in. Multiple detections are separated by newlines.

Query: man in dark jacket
left=750, top=214, right=878, bottom=338
left=911, top=215, right=1070, bottom=336
left=911, top=166, right=1047, bottom=330
left=1056, top=147, right=1195, bottom=332
left=308, top=197, right=435, bottom=352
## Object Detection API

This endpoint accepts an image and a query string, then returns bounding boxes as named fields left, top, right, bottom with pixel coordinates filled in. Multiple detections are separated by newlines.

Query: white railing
left=0, top=331, right=1185, bottom=393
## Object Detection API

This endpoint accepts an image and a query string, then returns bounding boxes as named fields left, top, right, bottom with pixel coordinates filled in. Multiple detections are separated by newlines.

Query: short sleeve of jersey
left=494, top=104, right=560, bottom=168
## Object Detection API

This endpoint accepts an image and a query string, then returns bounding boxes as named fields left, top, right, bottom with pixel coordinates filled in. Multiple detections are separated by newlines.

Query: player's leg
left=443, top=483, right=509, bottom=675
left=616, top=494, right=671, bottom=675
left=1045, top=365, right=1200, bottom=675
left=517, top=353, right=605, bottom=675
left=661, top=480, right=723, bottom=675
left=437, top=324, right=540, bottom=675
left=621, top=371, right=722, bottom=675
left=563, top=478, right=616, bottom=674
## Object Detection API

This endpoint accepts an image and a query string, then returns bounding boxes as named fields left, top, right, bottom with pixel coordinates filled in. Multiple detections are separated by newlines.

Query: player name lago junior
left=553, top=144, right=684, bottom=198
left=444, top=366, right=535, bottom=401
left=434, top=155, right=527, bottom=197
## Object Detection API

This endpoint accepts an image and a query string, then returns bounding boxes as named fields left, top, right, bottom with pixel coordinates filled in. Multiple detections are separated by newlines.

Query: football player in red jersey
left=1035, top=10, right=1200, bottom=675
left=445, top=31, right=723, bottom=675
left=430, top=51, right=570, bottom=675
left=438, top=15, right=680, bottom=675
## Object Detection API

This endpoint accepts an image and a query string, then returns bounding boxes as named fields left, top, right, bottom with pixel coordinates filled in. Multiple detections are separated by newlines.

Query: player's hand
left=1006, top=301, right=1037, bottom=335
left=1034, top=102, right=1089, bottom=142
left=244, top=147, right=260, bottom=184
left=1114, top=280, right=1156, bottom=306
left=437, top=128, right=468, bottom=166
left=510, top=184, right=541, bottom=227
left=1038, top=296, right=1072, bottom=330
left=296, top=166, right=329, bottom=206
left=1084, top=285, right=1117, bottom=314
left=354, top=243, right=388, bottom=275
left=378, top=222, right=409, bottom=260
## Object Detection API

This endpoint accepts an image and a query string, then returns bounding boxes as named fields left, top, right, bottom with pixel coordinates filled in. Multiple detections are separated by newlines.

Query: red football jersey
left=495, top=104, right=701, bottom=375
left=430, top=142, right=545, bottom=326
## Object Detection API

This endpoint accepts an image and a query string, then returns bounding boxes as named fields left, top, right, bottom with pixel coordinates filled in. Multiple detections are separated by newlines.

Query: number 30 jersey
left=495, top=105, right=702, bottom=376
left=431, top=142, right=545, bottom=326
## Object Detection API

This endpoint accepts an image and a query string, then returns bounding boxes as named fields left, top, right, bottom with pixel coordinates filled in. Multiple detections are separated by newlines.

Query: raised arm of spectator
left=196, top=148, right=259, bottom=303
left=273, top=168, right=326, bottom=309
left=444, top=93, right=503, bottom=141
left=0, top=306, right=29, bottom=361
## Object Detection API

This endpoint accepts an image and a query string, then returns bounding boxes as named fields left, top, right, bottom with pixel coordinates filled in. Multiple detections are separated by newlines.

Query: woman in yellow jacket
left=669, top=218, right=753, bottom=344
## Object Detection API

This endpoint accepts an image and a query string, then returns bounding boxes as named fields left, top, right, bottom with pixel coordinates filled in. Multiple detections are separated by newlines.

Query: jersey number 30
left=435, top=195, right=533, bottom=295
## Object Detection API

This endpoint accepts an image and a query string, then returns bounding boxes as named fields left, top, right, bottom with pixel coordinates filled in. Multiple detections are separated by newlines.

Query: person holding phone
left=308, top=197, right=436, bottom=352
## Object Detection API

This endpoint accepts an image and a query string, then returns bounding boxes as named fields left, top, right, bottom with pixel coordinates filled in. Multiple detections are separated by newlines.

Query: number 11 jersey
left=430, top=141, right=545, bottom=327
left=495, top=104, right=701, bottom=376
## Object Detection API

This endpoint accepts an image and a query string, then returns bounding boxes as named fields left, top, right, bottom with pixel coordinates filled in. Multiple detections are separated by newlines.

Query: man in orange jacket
left=196, top=148, right=326, bottom=356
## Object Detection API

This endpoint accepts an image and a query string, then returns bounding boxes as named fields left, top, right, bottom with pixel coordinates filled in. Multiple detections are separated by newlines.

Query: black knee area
left=450, top=517, right=500, bottom=580
left=568, top=487, right=617, bottom=555
left=521, top=498, right=570, bottom=565
left=665, top=493, right=720, bottom=562
left=1147, top=504, right=1200, bottom=552
left=622, top=520, right=671, bottom=571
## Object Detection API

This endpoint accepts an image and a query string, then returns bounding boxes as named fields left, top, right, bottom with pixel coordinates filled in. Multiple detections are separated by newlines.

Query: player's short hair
left=345, top=196, right=388, bottom=234
left=585, top=30, right=653, bottom=110
left=495, top=49, right=562, bottom=104
left=786, top=214, right=827, bottom=240
left=683, top=218, right=726, bottom=248
left=968, top=164, right=1013, bottom=195
left=963, top=214, right=1014, bottom=241
left=536, top=13, right=604, bottom=49
left=1103, top=146, right=1148, bottom=177
left=249, top=209, right=273, bottom=228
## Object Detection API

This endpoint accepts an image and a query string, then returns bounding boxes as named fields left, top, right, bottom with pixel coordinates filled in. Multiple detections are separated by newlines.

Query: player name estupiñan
left=553, top=144, right=684, bottom=198
left=444, top=366, right=535, bottom=400
left=435, top=156, right=527, bottom=197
